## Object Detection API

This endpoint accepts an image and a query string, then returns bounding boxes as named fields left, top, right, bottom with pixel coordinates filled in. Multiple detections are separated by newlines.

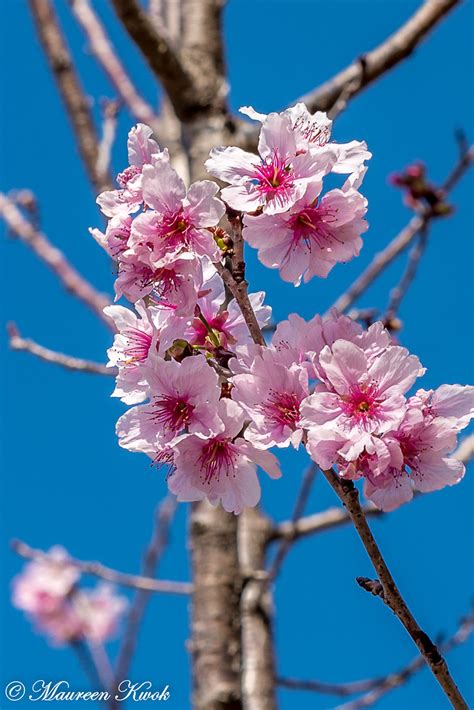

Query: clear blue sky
left=1, top=1, right=473, bottom=709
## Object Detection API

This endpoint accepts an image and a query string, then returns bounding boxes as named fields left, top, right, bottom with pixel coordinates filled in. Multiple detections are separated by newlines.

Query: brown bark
left=239, top=508, right=276, bottom=710
left=189, top=503, right=242, bottom=709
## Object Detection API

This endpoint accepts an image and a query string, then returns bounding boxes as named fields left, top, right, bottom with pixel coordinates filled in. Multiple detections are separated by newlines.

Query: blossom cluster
left=91, top=107, right=473, bottom=515
left=12, top=546, right=127, bottom=646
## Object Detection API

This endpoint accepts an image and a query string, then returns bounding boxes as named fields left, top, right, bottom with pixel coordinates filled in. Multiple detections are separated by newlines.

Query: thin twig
left=11, top=538, right=191, bottom=596
left=385, top=223, right=430, bottom=317
left=113, top=496, right=179, bottom=687
left=321, top=469, right=468, bottom=709
left=277, top=606, right=474, bottom=704
left=337, top=608, right=474, bottom=710
left=87, top=641, right=115, bottom=693
left=298, top=0, right=462, bottom=115
left=71, top=639, right=103, bottom=689
left=214, top=215, right=266, bottom=347
left=7, top=323, right=114, bottom=376
left=277, top=675, right=384, bottom=697
left=269, top=500, right=383, bottom=544
left=0, top=192, right=113, bottom=328
left=330, top=145, right=474, bottom=315
left=28, top=0, right=112, bottom=192
left=267, top=463, right=318, bottom=579
left=70, top=0, right=159, bottom=127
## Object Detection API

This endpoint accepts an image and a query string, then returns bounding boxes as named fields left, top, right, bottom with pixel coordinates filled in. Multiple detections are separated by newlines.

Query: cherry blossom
left=206, top=112, right=336, bottom=214
left=96, top=123, right=167, bottom=218
left=12, top=546, right=79, bottom=616
left=89, top=116, right=472, bottom=519
left=104, top=301, right=157, bottom=404
left=232, top=348, right=309, bottom=448
left=240, top=103, right=371, bottom=172
left=116, top=354, right=223, bottom=457
left=73, top=584, right=128, bottom=644
left=129, top=157, right=225, bottom=264
left=168, top=399, right=281, bottom=514
left=243, top=178, right=368, bottom=285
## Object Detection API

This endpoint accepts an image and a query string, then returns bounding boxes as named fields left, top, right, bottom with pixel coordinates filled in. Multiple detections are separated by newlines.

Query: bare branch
left=113, top=496, right=178, bottom=688
left=277, top=675, right=383, bottom=697
left=298, top=0, right=462, bottom=115
left=7, top=323, right=114, bottom=376
left=321, top=469, right=468, bottom=709
left=277, top=606, right=474, bottom=704
left=28, top=0, right=112, bottom=192
left=266, top=463, right=318, bottom=577
left=330, top=145, right=474, bottom=315
left=70, top=0, right=159, bottom=127
left=0, top=192, right=113, bottom=328
left=385, top=224, right=430, bottom=317
left=11, top=538, right=192, bottom=596
left=96, top=99, right=120, bottom=183
left=110, top=0, right=204, bottom=122
left=337, top=608, right=474, bottom=710
left=180, top=0, right=228, bottom=111
left=270, top=500, right=383, bottom=544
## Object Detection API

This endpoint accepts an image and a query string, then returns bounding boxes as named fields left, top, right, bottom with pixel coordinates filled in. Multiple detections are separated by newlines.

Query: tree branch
left=70, top=0, right=159, bottom=128
left=214, top=214, right=266, bottom=347
left=11, top=538, right=192, bottom=596
left=330, top=144, right=474, bottom=315
left=7, top=323, right=114, bottom=376
left=277, top=606, right=474, bottom=705
left=110, top=0, right=208, bottom=122
left=385, top=223, right=430, bottom=317
left=28, top=0, right=112, bottom=192
left=337, top=607, right=474, bottom=710
left=321, top=469, right=468, bottom=709
left=298, top=0, right=462, bottom=115
left=239, top=507, right=277, bottom=710
left=0, top=192, right=113, bottom=328
left=96, top=99, right=120, bottom=187
left=189, top=502, right=242, bottom=709
left=266, top=463, right=318, bottom=576
left=113, top=496, right=178, bottom=693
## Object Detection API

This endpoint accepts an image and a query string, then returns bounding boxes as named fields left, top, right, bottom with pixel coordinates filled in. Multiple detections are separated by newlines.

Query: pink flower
left=96, top=124, right=166, bottom=217
left=411, top=384, right=474, bottom=431
left=115, top=249, right=202, bottom=313
left=33, top=605, right=84, bottom=647
left=240, top=103, right=371, bottom=173
left=301, top=341, right=423, bottom=441
left=73, top=584, right=128, bottom=644
left=243, top=178, right=368, bottom=285
left=103, top=301, right=157, bottom=404
left=186, top=270, right=271, bottom=350
left=116, top=354, right=223, bottom=455
left=232, top=349, right=309, bottom=448
left=130, top=157, right=225, bottom=264
left=12, top=546, right=80, bottom=616
left=168, top=399, right=281, bottom=514
left=206, top=112, right=336, bottom=214
left=271, top=311, right=390, bottom=377
left=89, top=215, right=132, bottom=259
left=363, top=407, right=465, bottom=511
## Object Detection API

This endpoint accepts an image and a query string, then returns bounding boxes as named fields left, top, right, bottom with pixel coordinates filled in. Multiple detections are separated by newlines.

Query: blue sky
left=1, top=1, right=473, bottom=709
